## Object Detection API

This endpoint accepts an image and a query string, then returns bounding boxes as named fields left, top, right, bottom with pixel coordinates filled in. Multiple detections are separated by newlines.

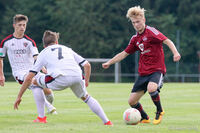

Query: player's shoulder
left=41, top=44, right=59, bottom=53
left=130, top=34, right=137, bottom=41
left=128, top=34, right=138, bottom=44
left=43, top=44, right=70, bottom=52
left=131, top=34, right=137, bottom=39
left=24, top=34, right=34, bottom=40
left=2, top=34, right=14, bottom=41
left=0, top=34, right=14, bottom=48
left=24, top=34, right=37, bottom=47
left=40, top=46, right=50, bottom=54
left=58, top=44, right=71, bottom=50
left=145, top=25, right=160, bottom=35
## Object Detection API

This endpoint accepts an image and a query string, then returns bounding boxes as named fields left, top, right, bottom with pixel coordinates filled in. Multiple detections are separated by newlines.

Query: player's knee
left=128, top=98, right=138, bottom=106
left=148, top=88, right=157, bottom=93
left=147, top=82, right=158, bottom=93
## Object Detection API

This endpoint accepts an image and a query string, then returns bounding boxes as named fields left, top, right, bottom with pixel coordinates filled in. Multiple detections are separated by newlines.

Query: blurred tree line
left=0, top=0, right=199, bottom=80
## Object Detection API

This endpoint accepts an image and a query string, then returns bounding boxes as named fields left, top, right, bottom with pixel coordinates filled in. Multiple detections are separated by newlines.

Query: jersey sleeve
left=147, top=26, right=167, bottom=42
left=124, top=35, right=138, bottom=54
left=70, top=49, right=87, bottom=67
left=30, top=52, right=46, bottom=73
left=0, top=41, right=7, bottom=58
left=25, top=35, right=39, bottom=57
left=29, top=42, right=39, bottom=57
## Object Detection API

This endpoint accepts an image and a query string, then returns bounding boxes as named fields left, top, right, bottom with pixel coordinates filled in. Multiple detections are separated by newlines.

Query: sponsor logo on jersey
left=138, top=43, right=144, bottom=51
left=143, top=36, right=147, bottom=41
left=11, top=43, right=15, bottom=46
left=14, top=49, right=27, bottom=54
left=23, top=42, right=28, bottom=47
left=141, top=49, right=151, bottom=54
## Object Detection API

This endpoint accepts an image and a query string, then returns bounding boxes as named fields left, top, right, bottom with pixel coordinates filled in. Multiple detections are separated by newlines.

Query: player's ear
left=13, top=24, right=15, bottom=29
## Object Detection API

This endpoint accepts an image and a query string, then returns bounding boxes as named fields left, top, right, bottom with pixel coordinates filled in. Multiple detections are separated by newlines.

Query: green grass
left=0, top=82, right=199, bottom=133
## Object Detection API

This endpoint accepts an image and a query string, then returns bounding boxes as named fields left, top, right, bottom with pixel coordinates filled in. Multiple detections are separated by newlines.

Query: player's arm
left=0, top=58, right=5, bottom=86
left=163, top=39, right=181, bottom=62
left=83, top=61, right=91, bottom=87
left=14, top=72, right=36, bottom=110
left=102, top=51, right=129, bottom=69
left=71, top=49, right=91, bottom=87
left=33, top=55, right=47, bottom=74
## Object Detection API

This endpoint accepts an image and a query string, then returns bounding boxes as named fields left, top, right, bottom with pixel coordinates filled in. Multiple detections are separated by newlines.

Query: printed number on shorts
left=51, top=47, right=64, bottom=60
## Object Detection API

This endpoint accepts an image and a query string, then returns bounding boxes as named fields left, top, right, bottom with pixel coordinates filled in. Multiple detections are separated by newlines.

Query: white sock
left=45, top=93, right=54, bottom=104
left=31, top=86, right=45, bottom=118
left=44, top=97, right=55, bottom=113
left=85, top=96, right=109, bottom=123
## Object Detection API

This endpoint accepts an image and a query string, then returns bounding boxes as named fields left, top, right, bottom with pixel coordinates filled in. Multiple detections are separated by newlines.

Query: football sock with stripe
left=131, top=102, right=149, bottom=120
left=149, top=91, right=163, bottom=112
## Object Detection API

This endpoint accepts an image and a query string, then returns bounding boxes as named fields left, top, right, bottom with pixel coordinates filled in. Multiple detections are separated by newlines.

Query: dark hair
left=43, top=30, right=59, bottom=47
left=13, top=14, right=28, bottom=24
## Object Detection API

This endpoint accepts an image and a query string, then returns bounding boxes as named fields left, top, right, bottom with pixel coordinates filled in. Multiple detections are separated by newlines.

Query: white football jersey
left=0, top=34, right=39, bottom=77
left=31, top=44, right=87, bottom=78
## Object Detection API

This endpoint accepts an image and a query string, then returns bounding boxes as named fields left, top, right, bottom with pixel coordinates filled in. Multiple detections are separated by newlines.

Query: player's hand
left=85, top=82, right=89, bottom=87
left=0, top=75, right=5, bottom=86
left=102, top=62, right=110, bottom=69
left=173, top=52, right=181, bottom=62
left=85, top=80, right=89, bottom=87
left=14, top=97, right=22, bottom=110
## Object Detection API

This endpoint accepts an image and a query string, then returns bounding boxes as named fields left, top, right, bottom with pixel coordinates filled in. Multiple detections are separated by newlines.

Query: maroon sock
left=131, top=102, right=149, bottom=119
left=150, top=91, right=163, bottom=112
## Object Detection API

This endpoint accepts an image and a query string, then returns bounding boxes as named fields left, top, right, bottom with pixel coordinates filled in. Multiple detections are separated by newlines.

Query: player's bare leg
left=81, top=94, right=113, bottom=126
left=129, top=91, right=150, bottom=123
left=148, top=82, right=164, bottom=125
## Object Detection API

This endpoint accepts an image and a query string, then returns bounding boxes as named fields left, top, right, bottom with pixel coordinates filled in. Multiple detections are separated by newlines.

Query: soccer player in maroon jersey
left=102, top=6, right=181, bottom=125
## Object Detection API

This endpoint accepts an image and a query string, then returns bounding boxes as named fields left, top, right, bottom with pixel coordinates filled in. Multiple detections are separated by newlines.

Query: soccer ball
left=123, top=108, right=141, bottom=125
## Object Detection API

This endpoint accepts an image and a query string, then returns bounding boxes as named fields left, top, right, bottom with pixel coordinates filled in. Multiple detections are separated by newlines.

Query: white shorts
left=14, top=72, right=45, bottom=89
left=36, top=75, right=88, bottom=98
left=14, top=72, right=27, bottom=84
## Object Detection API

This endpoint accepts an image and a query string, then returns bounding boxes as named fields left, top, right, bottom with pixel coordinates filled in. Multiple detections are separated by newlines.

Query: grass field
left=0, top=82, right=199, bottom=133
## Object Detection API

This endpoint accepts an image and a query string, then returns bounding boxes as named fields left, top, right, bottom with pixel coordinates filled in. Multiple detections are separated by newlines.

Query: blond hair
left=13, top=14, right=28, bottom=24
left=43, top=30, right=60, bottom=47
left=126, top=6, right=146, bottom=19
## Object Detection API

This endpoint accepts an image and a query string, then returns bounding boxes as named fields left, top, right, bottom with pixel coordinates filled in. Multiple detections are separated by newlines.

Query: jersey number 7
left=51, top=47, right=64, bottom=60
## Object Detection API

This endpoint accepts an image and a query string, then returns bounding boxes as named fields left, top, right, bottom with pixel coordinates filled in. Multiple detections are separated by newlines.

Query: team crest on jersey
left=23, top=42, right=28, bottom=47
left=142, top=36, right=147, bottom=41
left=11, top=43, right=15, bottom=46
left=138, top=43, right=144, bottom=51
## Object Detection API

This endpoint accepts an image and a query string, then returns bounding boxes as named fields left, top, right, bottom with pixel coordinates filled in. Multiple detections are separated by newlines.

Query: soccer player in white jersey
left=0, top=14, right=57, bottom=118
left=14, top=30, right=113, bottom=125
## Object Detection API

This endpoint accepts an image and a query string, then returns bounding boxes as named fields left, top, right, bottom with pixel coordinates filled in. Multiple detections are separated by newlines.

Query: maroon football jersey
left=125, top=25, right=167, bottom=76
